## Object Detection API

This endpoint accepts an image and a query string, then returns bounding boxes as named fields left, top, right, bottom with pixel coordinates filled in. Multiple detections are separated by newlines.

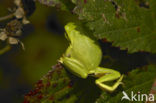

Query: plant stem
left=0, top=13, right=14, bottom=22
left=0, top=45, right=11, bottom=55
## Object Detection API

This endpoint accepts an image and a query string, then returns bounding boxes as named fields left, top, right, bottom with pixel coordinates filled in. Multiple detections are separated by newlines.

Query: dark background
left=0, top=1, right=68, bottom=102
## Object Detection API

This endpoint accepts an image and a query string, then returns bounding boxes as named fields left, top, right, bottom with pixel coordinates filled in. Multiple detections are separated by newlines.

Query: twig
left=0, top=45, right=11, bottom=55
left=0, top=13, right=14, bottom=22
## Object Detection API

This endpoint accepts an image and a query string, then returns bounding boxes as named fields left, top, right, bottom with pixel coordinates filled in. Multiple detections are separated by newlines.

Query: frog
left=59, top=22, right=123, bottom=92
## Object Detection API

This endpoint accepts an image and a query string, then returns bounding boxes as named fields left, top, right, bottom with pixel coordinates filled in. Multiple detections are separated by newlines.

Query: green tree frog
left=59, top=22, right=123, bottom=92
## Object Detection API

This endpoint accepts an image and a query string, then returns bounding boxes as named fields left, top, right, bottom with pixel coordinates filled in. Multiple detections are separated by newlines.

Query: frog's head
left=65, top=22, right=76, bottom=32
left=64, top=22, right=78, bottom=42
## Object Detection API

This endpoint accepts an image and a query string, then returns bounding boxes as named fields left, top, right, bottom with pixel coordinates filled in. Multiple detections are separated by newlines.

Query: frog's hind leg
left=60, top=57, right=88, bottom=79
left=92, top=67, right=124, bottom=92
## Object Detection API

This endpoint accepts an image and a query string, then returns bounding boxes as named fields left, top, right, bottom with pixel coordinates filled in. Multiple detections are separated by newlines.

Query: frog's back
left=65, top=23, right=102, bottom=71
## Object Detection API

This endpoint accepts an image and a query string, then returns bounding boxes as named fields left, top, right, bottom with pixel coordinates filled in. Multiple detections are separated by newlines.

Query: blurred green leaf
left=13, top=2, right=68, bottom=84
left=73, top=0, right=156, bottom=53
left=14, top=30, right=67, bottom=83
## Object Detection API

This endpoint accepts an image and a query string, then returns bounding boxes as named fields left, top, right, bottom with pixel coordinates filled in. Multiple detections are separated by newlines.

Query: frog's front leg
left=59, top=57, right=88, bottom=79
left=90, top=67, right=124, bottom=92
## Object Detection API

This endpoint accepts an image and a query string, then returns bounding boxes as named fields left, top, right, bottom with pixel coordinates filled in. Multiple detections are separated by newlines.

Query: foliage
left=73, top=0, right=156, bottom=53
left=96, top=65, right=156, bottom=103
left=23, top=63, right=101, bottom=103
left=36, top=0, right=74, bottom=10
left=23, top=63, right=156, bottom=103
left=0, top=0, right=156, bottom=103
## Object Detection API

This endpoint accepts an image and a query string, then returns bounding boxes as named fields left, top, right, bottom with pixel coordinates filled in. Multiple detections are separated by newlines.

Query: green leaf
left=23, top=63, right=101, bottom=103
left=150, top=79, right=156, bottom=101
left=23, top=63, right=76, bottom=103
left=96, top=65, right=156, bottom=103
left=74, top=0, right=156, bottom=53
left=24, top=63, right=156, bottom=103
